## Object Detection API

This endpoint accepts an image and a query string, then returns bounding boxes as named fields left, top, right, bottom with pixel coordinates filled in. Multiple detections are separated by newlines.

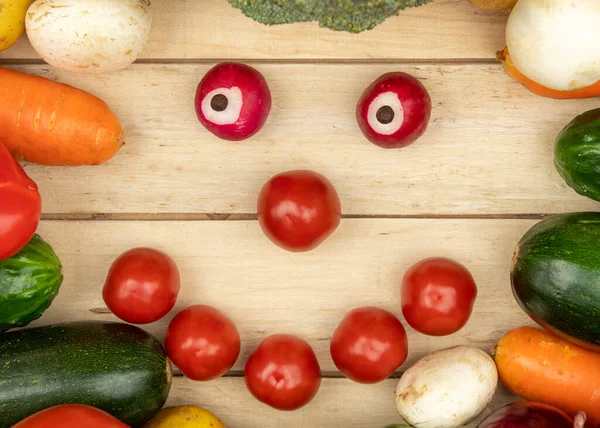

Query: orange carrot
left=497, top=48, right=600, bottom=99
left=495, top=326, right=600, bottom=427
left=0, top=66, right=124, bottom=166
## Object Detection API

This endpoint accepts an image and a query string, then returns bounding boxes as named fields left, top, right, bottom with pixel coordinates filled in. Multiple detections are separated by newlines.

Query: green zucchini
left=0, top=321, right=172, bottom=427
left=554, top=108, right=600, bottom=202
left=511, top=212, right=600, bottom=349
left=0, top=234, right=63, bottom=332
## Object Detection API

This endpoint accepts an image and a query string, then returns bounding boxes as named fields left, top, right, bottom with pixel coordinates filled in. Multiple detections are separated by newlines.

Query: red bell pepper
left=11, top=404, right=129, bottom=428
left=0, top=142, right=41, bottom=261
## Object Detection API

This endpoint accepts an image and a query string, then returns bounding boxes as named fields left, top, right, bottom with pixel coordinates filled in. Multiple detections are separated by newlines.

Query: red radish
left=356, top=72, right=431, bottom=149
left=476, top=402, right=586, bottom=428
left=194, top=62, right=271, bottom=141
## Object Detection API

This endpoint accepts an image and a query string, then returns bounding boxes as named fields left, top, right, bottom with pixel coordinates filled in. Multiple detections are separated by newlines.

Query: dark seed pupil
left=376, top=106, right=395, bottom=124
left=211, top=94, right=229, bottom=112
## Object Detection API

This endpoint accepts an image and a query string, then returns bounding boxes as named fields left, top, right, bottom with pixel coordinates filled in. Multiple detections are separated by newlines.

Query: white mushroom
left=26, top=0, right=152, bottom=74
left=395, top=346, right=498, bottom=428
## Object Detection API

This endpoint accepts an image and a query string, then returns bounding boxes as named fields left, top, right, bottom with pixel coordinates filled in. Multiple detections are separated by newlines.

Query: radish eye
left=201, top=87, right=243, bottom=125
left=367, top=92, right=404, bottom=135
left=211, top=94, right=228, bottom=111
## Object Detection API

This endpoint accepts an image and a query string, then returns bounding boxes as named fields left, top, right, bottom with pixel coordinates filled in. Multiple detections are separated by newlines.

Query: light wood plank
left=7, top=63, right=599, bottom=215
left=30, top=219, right=536, bottom=372
left=0, top=0, right=508, bottom=61
left=166, top=377, right=518, bottom=427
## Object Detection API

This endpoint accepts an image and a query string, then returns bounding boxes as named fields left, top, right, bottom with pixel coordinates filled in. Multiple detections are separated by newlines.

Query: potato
left=25, top=0, right=152, bottom=74
left=395, top=346, right=498, bottom=428
left=0, top=0, right=34, bottom=52
left=467, top=0, right=517, bottom=10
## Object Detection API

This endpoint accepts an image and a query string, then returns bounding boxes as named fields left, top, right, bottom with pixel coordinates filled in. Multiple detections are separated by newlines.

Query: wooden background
left=1, top=0, right=596, bottom=426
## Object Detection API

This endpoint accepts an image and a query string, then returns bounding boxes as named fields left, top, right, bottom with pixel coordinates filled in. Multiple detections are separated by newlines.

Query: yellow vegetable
left=0, top=0, right=34, bottom=52
left=467, top=0, right=517, bottom=10
left=143, top=406, right=225, bottom=428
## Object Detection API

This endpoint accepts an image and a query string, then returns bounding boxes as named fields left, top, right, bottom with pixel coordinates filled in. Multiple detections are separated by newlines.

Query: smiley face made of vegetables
left=194, top=62, right=272, bottom=141
left=356, top=72, right=432, bottom=149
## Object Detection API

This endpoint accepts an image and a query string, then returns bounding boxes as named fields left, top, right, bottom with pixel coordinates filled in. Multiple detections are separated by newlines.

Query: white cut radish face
left=201, top=87, right=244, bottom=125
left=366, top=92, right=404, bottom=135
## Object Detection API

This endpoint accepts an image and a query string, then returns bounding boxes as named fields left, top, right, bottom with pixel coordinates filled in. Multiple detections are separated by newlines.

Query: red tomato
left=257, top=170, right=341, bottom=252
left=401, top=257, right=477, bottom=336
left=245, top=334, right=321, bottom=411
left=165, top=305, right=240, bottom=381
left=12, top=404, right=129, bottom=428
left=330, top=306, right=408, bottom=383
left=0, top=142, right=41, bottom=261
left=102, top=248, right=180, bottom=324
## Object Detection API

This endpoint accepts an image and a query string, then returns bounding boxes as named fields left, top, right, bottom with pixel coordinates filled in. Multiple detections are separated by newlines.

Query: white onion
left=506, top=0, right=600, bottom=91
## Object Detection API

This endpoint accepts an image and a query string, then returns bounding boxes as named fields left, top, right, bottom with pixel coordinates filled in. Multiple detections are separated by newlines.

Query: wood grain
left=31, top=219, right=535, bottom=372
left=165, top=377, right=518, bottom=427
left=6, top=63, right=598, bottom=216
left=0, top=0, right=509, bottom=61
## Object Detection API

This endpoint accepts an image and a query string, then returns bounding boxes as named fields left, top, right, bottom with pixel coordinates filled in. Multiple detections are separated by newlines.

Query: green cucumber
left=0, top=321, right=172, bottom=427
left=0, top=234, right=63, bottom=332
left=510, top=212, right=600, bottom=349
left=554, top=108, right=600, bottom=202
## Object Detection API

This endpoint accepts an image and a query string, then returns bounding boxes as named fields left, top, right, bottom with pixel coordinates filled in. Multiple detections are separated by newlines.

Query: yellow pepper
left=0, top=0, right=34, bottom=52
left=143, top=406, right=226, bottom=428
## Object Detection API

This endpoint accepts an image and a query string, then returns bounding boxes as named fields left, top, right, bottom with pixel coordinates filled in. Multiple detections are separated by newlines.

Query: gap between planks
left=0, top=58, right=500, bottom=66
left=41, top=213, right=551, bottom=221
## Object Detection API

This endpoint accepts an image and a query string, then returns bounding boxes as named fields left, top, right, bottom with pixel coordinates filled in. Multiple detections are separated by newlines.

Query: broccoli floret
left=227, top=0, right=435, bottom=33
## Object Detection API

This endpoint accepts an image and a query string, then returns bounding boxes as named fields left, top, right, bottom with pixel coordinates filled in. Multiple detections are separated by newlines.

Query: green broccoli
left=227, top=0, right=435, bottom=33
